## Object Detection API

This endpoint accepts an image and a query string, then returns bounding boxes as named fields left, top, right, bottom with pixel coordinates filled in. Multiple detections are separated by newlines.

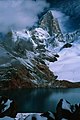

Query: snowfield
left=48, top=43, right=80, bottom=82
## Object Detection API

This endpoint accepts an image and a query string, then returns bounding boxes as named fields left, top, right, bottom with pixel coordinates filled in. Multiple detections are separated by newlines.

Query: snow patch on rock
left=62, top=99, right=71, bottom=112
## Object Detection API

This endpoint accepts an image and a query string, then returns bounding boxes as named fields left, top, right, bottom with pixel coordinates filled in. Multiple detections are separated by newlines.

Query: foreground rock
left=0, top=96, right=17, bottom=118
left=0, top=98, right=80, bottom=120
left=55, top=99, right=80, bottom=120
left=14, top=99, right=80, bottom=120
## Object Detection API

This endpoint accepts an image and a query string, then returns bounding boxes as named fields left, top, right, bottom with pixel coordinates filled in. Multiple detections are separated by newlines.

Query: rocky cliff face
left=39, top=11, right=62, bottom=36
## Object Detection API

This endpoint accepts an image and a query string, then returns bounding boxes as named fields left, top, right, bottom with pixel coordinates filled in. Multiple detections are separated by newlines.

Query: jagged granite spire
left=39, top=10, right=62, bottom=36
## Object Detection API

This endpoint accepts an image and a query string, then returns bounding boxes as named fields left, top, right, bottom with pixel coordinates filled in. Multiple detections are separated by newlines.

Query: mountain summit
left=39, top=10, right=62, bottom=36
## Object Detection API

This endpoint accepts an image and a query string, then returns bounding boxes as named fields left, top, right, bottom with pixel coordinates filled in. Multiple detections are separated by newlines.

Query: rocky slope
left=0, top=10, right=80, bottom=89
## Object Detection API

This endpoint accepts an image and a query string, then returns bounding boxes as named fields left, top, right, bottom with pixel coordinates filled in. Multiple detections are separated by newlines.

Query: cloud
left=0, top=0, right=49, bottom=32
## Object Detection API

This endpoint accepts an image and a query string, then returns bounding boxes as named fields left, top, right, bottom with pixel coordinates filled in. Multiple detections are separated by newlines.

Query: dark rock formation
left=16, top=99, right=80, bottom=120
left=0, top=98, right=79, bottom=119
left=0, top=96, right=17, bottom=118
left=39, top=11, right=62, bottom=36
left=0, top=59, right=57, bottom=90
left=55, top=99, right=80, bottom=120
left=56, top=99, right=73, bottom=120
left=24, top=112, right=55, bottom=120
left=61, top=43, right=72, bottom=49
left=41, top=111, right=55, bottom=120
left=52, top=80, right=80, bottom=88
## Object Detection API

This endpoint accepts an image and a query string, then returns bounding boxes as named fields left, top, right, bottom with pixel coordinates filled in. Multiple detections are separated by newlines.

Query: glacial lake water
left=0, top=88, right=80, bottom=113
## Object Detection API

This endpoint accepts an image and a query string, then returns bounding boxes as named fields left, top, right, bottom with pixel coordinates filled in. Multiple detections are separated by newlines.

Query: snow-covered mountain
left=0, top=10, right=80, bottom=89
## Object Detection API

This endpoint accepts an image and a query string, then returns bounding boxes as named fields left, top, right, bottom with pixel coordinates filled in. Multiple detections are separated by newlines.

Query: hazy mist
left=0, top=0, right=49, bottom=32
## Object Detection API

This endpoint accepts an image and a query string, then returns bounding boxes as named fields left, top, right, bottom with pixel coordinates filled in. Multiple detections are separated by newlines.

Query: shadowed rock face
left=55, top=99, right=80, bottom=120
left=62, top=43, right=72, bottom=48
left=39, top=11, right=62, bottom=36
left=0, top=98, right=80, bottom=119
left=0, top=96, right=17, bottom=118
left=0, top=40, right=69, bottom=89
left=0, top=55, right=57, bottom=90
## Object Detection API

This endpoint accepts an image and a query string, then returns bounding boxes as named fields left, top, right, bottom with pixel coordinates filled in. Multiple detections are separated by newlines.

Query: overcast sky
left=0, top=0, right=49, bottom=32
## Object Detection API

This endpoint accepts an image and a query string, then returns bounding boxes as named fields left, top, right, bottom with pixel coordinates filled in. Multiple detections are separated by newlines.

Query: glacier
left=48, top=43, right=80, bottom=82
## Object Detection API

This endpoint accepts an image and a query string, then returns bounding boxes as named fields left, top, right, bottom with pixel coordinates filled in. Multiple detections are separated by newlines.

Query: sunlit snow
left=49, top=43, right=80, bottom=82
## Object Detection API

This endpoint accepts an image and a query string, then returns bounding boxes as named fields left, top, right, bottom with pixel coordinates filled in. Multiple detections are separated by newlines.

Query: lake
left=0, top=88, right=80, bottom=113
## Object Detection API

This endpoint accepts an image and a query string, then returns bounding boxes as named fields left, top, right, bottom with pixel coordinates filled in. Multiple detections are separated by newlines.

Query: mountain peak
left=39, top=10, right=62, bottom=36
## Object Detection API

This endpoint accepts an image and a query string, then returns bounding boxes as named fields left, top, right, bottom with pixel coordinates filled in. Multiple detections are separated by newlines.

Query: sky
left=0, top=0, right=79, bottom=33
left=0, top=0, right=50, bottom=32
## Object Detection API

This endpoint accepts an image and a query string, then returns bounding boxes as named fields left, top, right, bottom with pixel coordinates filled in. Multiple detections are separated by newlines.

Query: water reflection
left=0, top=88, right=80, bottom=112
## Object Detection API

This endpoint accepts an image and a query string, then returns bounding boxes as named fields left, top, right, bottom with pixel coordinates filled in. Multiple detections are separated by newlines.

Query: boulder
left=41, top=111, right=55, bottom=120
left=56, top=99, right=80, bottom=120
left=0, top=96, right=17, bottom=118
left=25, top=114, right=46, bottom=120
left=56, top=99, right=73, bottom=120
left=60, top=43, right=72, bottom=51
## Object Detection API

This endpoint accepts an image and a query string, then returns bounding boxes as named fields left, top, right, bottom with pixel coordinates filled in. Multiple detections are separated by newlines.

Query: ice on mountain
left=48, top=43, right=80, bottom=82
